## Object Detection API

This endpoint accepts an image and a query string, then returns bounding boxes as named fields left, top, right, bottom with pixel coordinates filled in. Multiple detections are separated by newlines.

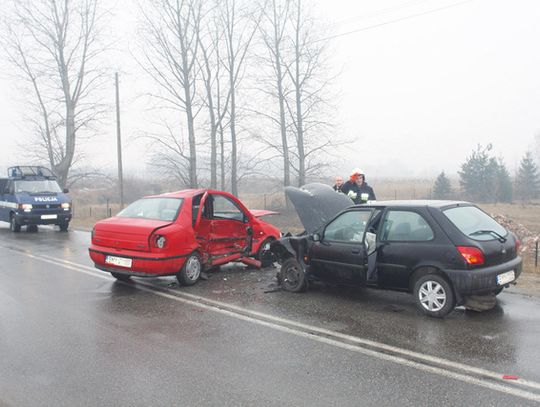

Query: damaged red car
left=89, top=189, right=280, bottom=285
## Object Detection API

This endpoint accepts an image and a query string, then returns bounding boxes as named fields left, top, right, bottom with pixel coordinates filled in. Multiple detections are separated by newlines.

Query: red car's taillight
left=152, top=235, right=167, bottom=249
left=456, top=246, right=485, bottom=266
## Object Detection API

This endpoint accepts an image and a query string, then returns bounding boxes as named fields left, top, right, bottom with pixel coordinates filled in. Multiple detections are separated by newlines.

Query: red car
left=89, top=189, right=280, bottom=285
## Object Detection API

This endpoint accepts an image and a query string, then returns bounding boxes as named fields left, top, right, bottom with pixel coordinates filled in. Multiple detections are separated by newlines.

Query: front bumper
left=444, top=256, right=522, bottom=296
left=14, top=211, right=72, bottom=225
left=89, top=246, right=189, bottom=277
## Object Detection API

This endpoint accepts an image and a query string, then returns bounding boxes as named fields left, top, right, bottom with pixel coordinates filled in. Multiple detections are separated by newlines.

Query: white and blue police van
left=0, top=166, right=72, bottom=232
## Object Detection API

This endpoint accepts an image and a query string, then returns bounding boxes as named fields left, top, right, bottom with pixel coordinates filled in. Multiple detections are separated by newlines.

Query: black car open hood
left=285, top=183, right=353, bottom=234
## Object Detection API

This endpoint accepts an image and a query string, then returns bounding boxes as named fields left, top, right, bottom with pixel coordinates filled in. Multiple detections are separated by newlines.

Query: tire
left=111, top=272, right=132, bottom=282
left=177, top=253, right=202, bottom=286
left=413, top=274, right=455, bottom=318
left=27, top=225, right=38, bottom=233
left=59, top=222, right=69, bottom=232
left=255, top=238, right=275, bottom=268
left=10, top=215, right=21, bottom=233
left=279, top=258, right=307, bottom=293
left=492, top=287, right=504, bottom=296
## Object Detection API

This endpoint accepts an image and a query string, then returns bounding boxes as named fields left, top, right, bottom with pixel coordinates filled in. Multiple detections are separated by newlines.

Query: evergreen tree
left=433, top=171, right=452, bottom=199
left=515, top=151, right=540, bottom=202
left=495, top=159, right=513, bottom=203
left=458, top=144, right=498, bottom=202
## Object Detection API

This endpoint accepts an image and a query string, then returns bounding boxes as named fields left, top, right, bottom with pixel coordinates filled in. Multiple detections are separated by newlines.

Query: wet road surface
left=1, top=225, right=540, bottom=406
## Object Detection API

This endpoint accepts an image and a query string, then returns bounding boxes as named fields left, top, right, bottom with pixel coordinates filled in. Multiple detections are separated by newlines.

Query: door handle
left=351, top=248, right=360, bottom=254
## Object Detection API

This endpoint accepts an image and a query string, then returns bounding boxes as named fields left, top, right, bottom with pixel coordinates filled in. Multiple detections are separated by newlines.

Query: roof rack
left=8, top=166, right=57, bottom=180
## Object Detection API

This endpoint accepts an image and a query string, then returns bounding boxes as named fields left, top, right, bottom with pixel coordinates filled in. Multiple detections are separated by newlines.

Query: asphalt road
left=1, top=225, right=540, bottom=406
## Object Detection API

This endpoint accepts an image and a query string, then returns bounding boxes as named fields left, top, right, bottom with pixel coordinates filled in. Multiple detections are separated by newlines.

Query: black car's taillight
left=456, top=246, right=485, bottom=266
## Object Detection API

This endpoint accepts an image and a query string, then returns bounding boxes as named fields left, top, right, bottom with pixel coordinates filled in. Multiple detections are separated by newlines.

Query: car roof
left=145, top=189, right=239, bottom=199
left=354, top=200, right=472, bottom=209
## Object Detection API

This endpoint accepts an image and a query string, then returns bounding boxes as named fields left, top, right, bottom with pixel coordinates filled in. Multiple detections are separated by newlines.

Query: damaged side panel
left=270, top=236, right=310, bottom=269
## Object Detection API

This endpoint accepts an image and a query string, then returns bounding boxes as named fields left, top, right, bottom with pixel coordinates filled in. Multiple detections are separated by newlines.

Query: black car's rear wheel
left=279, top=258, right=307, bottom=293
left=177, top=253, right=202, bottom=286
left=413, top=274, right=455, bottom=318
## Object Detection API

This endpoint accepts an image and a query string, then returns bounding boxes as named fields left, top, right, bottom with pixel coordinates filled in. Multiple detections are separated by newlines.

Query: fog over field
left=0, top=0, right=539, bottom=181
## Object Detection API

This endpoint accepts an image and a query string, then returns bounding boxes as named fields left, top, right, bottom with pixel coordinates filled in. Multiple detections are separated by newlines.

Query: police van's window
left=117, top=198, right=183, bottom=221
left=14, top=180, right=62, bottom=194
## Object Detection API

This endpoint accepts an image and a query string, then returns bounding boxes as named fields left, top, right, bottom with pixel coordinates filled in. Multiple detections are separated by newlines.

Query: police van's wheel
left=59, top=222, right=69, bottom=232
left=10, top=215, right=21, bottom=233
left=177, top=253, right=202, bottom=286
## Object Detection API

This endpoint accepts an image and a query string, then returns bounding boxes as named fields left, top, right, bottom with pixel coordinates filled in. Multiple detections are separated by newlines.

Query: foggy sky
left=0, top=0, right=538, bottom=180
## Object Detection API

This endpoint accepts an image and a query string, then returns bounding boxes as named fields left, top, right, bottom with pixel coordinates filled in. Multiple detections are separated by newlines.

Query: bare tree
left=257, top=0, right=292, bottom=188
left=197, top=14, right=231, bottom=189
left=138, top=0, right=204, bottom=188
left=285, top=0, right=337, bottom=186
left=2, top=0, right=108, bottom=187
left=218, top=0, right=264, bottom=196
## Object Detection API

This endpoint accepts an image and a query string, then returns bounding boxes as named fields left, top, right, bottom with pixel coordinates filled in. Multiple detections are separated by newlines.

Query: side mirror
left=63, top=188, right=69, bottom=193
left=312, top=233, right=321, bottom=242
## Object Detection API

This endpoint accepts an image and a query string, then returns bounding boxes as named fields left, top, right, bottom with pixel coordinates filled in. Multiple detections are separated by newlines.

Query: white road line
left=4, top=245, right=540, bottom=402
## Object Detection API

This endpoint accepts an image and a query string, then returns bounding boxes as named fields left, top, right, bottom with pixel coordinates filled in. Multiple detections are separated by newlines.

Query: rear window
left=443, top=206, right=507, bottom=241
left=117, top=197, right=183, bottom=221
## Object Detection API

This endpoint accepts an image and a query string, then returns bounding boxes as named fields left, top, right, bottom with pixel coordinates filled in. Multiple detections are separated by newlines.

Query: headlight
left=61, top=203, right=71, bottom=210
left=20, top=204, right=32, bottom=212
left=154, top=235, right=167, bottom=249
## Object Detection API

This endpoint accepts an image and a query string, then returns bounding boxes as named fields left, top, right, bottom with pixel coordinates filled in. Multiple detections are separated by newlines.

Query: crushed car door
left=309, top=208, right=374, bottom=285
left=198, top=193, right=251, bottom=260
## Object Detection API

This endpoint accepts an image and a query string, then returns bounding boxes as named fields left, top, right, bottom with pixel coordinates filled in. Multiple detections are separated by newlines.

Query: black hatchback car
left=271, top=183, right=522, bottom=318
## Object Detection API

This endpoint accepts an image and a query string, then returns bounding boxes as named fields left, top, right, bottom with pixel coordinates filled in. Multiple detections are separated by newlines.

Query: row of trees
left=433, top=145, right=540, bottom=203
left=2, top=0, right=337, bottom=191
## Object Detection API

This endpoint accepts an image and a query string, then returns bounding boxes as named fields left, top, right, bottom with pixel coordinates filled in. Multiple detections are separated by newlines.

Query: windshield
left=14, top=180, right=62, bottom=194
left=443, top=205, right=507, bottom=241
left=117, top=197, right=183, bottom=221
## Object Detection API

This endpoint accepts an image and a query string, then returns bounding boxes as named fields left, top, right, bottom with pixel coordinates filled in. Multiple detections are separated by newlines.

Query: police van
left=0, top=166, right=72, bottom=232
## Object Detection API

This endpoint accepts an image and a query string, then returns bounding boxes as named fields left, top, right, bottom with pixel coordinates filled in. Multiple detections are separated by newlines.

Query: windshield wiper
left=469, top=229, right=507, bottom=242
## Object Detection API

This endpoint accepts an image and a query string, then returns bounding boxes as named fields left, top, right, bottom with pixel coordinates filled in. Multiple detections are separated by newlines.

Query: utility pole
left=115, top=72, right=124, bottom=209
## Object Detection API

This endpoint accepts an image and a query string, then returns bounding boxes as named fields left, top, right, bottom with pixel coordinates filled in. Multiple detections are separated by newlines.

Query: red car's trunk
left=93, top=217, right=172, bottom=252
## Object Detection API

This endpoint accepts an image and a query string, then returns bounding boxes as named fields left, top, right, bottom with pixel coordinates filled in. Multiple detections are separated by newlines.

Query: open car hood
left=285, top=183, right=353, bottom=234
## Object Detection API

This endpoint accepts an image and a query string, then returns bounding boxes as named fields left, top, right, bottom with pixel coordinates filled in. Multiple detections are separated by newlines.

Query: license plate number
left=105, top=256, right=132, bottom=268
left=41, top=214, right=57, bottom=220
left=497, top=270, right=515, bottom=286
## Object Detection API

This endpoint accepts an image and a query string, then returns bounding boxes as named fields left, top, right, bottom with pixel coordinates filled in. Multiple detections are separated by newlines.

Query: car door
left=199, top=193, right=251, bottom=259
left=376, top=208, right=436, bottom=289
left=0, top=180, right=14, bottom=222
left=309, top=208, right=374, bottom=285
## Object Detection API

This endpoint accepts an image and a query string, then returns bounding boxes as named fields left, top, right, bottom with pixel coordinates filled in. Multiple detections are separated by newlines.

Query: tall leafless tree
left=257, top=0, right=292, bottom=188
left=218, top=0, right=263, bottom=196
left=197, top=14, right=231, bottom=189
left=285, top=0, right=337, bottom=186
left=138, top=0, right=204, bottom=188
left=2, top=0, right=108, bottom=187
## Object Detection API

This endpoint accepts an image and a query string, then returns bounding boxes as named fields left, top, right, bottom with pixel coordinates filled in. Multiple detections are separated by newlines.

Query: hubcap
left=419, top=281, right=446, bottom=312
left=185, top=256, right=201, bottom=281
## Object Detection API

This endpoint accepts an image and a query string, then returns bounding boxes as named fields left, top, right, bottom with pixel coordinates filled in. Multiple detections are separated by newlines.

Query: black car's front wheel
left=413, top=274, right=455, bottom=318
left=279, top=258, right=307, bottom=293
